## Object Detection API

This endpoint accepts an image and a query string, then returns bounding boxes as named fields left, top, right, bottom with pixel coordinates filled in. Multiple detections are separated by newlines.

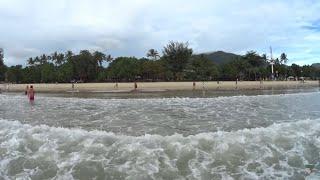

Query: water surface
left=0, top=88, right=319, bottom=179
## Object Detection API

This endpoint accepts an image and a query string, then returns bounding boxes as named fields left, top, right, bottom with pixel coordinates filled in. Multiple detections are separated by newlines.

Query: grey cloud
left=1, top=0, right=320, bottom=66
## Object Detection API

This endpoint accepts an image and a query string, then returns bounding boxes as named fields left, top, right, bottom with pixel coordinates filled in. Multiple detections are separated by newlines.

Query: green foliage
left=221, top=59, right=249, bottom=80
left=140, top=58, right=165, bottom=81
left=243, top=51, right=266, bottom=68
left=146, top=49, right=160, bottom=60
left=163, top=41, right=193, bottom=80
left=186, top=55, right=219, bottom=80
left=6, top=65, right=23, bottom=83
left=290, top=64, right=302, bottom=77
left=107, top=57, right=141, bottom=81
left=56, top=62, right=73, bottom=82
left=0, top=65, right=6, bottom=82
left=0, top=48, right=6, bottom=81
left=41, top=63, right=56, bottom=83
left=280, top=53, right=288, bottom=64
left=1, top=43, right=320, bottom=83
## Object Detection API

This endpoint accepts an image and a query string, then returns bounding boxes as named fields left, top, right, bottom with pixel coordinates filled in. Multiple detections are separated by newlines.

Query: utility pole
left=269, top=47, right=275, bottom=80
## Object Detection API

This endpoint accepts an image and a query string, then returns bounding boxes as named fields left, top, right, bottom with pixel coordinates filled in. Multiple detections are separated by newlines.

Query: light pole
left=267, top=47, right=275, bottom=80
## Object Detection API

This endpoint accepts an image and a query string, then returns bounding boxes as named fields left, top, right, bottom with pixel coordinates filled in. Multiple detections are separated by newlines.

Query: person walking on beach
left=193, top=81, right=196, bottom=90
left=28, top=85, right=35, bottom=101
left=25, top=85, right=29, bottom=95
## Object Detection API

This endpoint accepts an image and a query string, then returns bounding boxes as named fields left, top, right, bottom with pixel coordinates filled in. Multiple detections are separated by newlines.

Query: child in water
left=28, top=85, right=35, bottom=101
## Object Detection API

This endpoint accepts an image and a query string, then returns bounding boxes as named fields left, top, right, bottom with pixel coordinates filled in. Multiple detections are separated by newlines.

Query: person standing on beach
left=193, top=81, right=196, bottom=90
left=134, top=82, right=138, bottom=90
left=28, top=85, right=35, bottom=102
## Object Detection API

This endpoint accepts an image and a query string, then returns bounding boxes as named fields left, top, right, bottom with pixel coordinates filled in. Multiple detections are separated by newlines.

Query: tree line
left=0, top=42, right=319, bottom=83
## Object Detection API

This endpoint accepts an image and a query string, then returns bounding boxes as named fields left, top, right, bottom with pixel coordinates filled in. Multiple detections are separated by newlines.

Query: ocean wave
left=0, top=118, right=319, bottom=179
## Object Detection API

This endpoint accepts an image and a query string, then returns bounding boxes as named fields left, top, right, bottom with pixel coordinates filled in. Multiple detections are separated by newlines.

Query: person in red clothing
left=28, top=85, right=35, bottom=101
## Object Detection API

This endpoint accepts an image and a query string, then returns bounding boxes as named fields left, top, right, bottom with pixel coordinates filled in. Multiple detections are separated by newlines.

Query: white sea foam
left=1, top=91, right=320, bottom=137
left=1, top=91, right=319, bottom=179
left=0, top=118, right=319, bottom=179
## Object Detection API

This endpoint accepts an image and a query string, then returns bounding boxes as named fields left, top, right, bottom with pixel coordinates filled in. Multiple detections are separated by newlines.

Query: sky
left=0, top=0, right=319, bottom=66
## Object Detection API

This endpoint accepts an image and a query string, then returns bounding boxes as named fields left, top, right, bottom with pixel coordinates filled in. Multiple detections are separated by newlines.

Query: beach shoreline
left=1, top=81, right=319, bottom=93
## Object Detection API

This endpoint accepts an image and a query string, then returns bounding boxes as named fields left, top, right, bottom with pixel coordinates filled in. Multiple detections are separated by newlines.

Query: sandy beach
left=0, top=81, right=319, bottom=93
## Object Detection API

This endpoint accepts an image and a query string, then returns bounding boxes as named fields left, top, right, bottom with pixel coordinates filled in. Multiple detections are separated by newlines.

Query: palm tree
left=40, top=54, right=48, bottom=65
left=56, top=53, right=65, bottom=66
left=33, top=56, right=40, bottom=65
left=280, top=53, right=288, bottom=64
left=65, top=51, right=73, bottom=62
left=27, top=57, right=34, bottom=66
left=93, top=51, right=106, bottom=67
left=147, top=49, right=160, bottom=60
left=106, top=54, right=113, bottom=63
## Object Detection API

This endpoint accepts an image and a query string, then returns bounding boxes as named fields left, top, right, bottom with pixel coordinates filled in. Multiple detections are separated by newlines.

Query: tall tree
left=40, top=54, right=48, bottom=65
left=106, top=54, right=114, bottom=63
left=0, top=48, right=6, bottom=81
left=187, top=55, right=219, bottom=80
left=0, top=48, right=4, bottom=67
left=6, top=65, right=23, bottom=83
left=93, top=51, right=106, bottom=67
left=27, top=57, right=35, bottom=66
left=65, top=51, right=73, bottom=61
left=107, top=57, right=141, bottom=81
left=163, top=41, right=193, bottom=80
left=243, top=51, right=265, bottom=67
left=147, top=49, right=160, bottom=60
left=280, top=53, right=288, bottom=64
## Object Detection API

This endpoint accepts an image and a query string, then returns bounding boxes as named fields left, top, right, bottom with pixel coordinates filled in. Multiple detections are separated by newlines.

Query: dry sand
left=1, top=81, right=319, bottom=93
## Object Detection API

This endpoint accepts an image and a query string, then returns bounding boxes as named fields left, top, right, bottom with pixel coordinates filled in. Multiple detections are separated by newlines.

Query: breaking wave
left=0, top=118, right=320, bottom=179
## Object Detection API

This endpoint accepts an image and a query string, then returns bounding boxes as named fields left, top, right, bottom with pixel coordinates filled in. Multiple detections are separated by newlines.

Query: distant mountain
left=312, top=63, right=320, bottom=68
left=196, top=51, right=242, bottom=65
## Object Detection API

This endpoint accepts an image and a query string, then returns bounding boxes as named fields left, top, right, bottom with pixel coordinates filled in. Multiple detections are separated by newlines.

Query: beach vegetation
left=1, top=42, right=320, bottom=83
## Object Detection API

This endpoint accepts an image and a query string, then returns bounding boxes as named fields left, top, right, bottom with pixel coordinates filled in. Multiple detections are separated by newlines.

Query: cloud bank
left=0, top=0, right=319, bottom=66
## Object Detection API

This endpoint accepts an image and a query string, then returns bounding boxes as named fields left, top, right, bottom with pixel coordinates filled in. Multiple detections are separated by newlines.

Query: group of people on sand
left=25, top=85, right=35, bottom=101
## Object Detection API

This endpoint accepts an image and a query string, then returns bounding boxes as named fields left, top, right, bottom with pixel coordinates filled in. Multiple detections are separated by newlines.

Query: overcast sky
left=0, top=0, right=319, bottom=66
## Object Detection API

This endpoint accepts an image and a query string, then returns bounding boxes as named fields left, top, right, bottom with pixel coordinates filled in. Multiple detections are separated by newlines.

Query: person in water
left=28, top=85, right=35, bottom=101
left=25, top=85, right=29, bottom=95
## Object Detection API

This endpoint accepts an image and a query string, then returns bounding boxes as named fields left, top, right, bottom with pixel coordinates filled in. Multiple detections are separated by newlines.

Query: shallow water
left=0, top=89, right=320, bottom=179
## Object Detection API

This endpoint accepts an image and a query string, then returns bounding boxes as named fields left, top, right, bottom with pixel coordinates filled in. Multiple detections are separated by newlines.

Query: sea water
left=0, top=90, right=319, bottom=179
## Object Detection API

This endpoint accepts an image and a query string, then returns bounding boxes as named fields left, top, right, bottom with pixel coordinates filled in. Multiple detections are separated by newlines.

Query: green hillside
left=196, top=51, right=242, bottom=65
left=312, top=63, right=320, bottom=68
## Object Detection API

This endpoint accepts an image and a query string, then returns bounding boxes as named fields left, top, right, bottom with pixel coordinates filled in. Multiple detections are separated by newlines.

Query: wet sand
left=1, top=81, right=318, bottom=93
